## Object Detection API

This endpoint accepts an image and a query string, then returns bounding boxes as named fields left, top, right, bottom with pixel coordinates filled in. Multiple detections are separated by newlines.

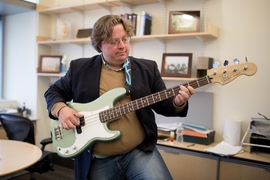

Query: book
left=139, top=11, right=152, bottom=36
left=120, top=13, right=137, bottom=36
left=143, top=13, right=152, bottom=35
left=131, top=13, right=137, bottom=35
left=136, top=13, right=142, bottom=36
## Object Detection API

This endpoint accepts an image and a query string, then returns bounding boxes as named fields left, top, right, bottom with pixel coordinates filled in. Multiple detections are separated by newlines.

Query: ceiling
left=0, top=0, right=36, bottom=15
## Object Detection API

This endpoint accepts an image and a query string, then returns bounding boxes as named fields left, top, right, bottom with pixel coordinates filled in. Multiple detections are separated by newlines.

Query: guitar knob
left=212, top=61, right=220, bottom=68
left=223, top=60, right=229, bottom=66
left=233, top=58, right=240, bottom=64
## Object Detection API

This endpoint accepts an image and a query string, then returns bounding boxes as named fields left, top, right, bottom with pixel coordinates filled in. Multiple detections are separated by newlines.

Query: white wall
left=3, top=11, right=37, bottom=117
left=204, top=0, right=270, bottom=142
left=2, top=0, right=270, bottom=147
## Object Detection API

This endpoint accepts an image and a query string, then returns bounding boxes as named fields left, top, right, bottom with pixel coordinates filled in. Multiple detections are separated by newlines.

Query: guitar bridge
left=54, top=125, right=63, bottom=140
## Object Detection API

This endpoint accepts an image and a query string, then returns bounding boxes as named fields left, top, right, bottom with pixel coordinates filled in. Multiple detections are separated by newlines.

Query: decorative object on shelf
left=161, top=53, right=192, bottom=78
left=38, top=55, right=63, bottom=73
left=76, top=28, right=92, bottom=38
left=56, top=19, right=71, bottom=40
left=61, top=55, right=67, bottom=73
left=168, top=11, right=200, bottom=34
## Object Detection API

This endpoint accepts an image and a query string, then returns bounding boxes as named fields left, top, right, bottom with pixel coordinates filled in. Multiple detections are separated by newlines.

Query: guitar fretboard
left=99, top=76, right=211, bottom=123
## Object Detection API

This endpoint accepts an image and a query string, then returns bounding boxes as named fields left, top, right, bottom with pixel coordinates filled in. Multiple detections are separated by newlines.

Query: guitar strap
left=124, top=59, right=132, bottom=92
left=100, top=53, right=132, bottom=93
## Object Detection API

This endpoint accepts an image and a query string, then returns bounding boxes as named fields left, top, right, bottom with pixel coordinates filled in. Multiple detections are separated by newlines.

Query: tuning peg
left=212, top=61, right=220, bottom=68
left=233, top=58, right=240, bottom=64
left=223, top=60, right=229, bottom=66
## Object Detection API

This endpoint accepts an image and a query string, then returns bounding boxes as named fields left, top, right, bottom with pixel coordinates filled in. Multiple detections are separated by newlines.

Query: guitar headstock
left=207, top=62, right=257, bottom=85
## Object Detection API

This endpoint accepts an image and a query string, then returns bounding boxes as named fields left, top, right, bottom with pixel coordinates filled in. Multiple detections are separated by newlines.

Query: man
left=44, top=15, right=195, bottom=180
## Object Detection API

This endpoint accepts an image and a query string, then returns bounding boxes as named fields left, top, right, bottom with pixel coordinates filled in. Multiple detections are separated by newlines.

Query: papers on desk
left=205, top=141, right=243, bottom=156
left=157, top=122, right=179, bottom=131
left=0, top=108, right=18, bottom=114
left=157, top=122, right=213, bottom=134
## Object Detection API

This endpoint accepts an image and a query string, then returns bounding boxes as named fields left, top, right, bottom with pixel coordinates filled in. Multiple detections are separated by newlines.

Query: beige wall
left=204, top=0, right=270, bottom=141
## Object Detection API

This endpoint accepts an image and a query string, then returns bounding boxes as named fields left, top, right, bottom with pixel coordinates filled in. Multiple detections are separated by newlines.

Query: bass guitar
left=51, top=62, right=257, bottom=158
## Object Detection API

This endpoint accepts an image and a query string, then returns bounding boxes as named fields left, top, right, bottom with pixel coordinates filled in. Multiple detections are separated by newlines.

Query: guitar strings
left=78, top=76, right=211, bottom=128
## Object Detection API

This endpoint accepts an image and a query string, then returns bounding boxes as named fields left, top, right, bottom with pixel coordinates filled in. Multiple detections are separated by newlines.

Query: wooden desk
left=0, top=140, right=42, bottom=176
left=157, top=141, right=270, bottom=180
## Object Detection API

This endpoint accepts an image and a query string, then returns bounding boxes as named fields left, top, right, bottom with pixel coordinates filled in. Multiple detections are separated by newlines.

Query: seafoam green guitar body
left=51, top=87, right=127, bottom=158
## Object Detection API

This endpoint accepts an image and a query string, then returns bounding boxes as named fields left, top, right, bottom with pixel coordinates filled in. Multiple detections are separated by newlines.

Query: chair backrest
left=0, top=114, right=35, bottom=145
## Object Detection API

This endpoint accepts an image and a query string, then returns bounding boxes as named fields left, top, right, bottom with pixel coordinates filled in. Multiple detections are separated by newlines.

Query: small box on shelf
left=196, top=57, right=214, bottom=78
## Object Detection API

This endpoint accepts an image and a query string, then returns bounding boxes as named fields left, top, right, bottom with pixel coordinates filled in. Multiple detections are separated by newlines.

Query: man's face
left=99, top=24, right=130, bottom=68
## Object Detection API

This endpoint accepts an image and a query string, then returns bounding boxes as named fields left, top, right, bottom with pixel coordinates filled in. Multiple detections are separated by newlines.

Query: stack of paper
left=205, top=141, right=243, bottom=156
left=157, top=122, right=179, bottom=131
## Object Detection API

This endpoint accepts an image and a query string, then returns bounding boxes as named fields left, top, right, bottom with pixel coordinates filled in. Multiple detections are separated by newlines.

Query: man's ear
left=98, top=44, right=102, bottom=52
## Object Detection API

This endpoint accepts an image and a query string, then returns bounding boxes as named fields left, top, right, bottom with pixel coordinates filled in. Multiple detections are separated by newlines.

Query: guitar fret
left=196, top=79, right=199, bottom=87
left=134, top=100, right=139, bottom=110
left=206, top=76, right=210, bottom=84
left=164, top=90, right=168, bottom=98
left=128, top=103, right=134, bottom=111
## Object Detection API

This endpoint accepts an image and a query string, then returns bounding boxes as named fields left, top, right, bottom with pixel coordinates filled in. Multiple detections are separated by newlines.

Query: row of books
left=120, top=11, right=152, bottom=36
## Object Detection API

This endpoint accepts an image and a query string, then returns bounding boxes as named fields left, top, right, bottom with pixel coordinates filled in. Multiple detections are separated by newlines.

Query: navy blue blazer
left=44, top=55, right=189, bottom=179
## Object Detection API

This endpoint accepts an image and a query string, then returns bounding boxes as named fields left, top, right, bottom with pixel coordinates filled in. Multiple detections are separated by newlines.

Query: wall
left=3, top=11, right=37, bottom=117
left=204, top=0, right=270, bottom=142
left=2, top=0, right=270, bottom=148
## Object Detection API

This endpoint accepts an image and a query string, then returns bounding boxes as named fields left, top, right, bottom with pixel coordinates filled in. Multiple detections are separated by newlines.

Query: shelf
left=37, top=72, right=197, bottom=81
left=37, top=0, right=172, bottom=14
left=36, top=23, right=218, bottom=45
left=37, top=73, right=65, bottom=77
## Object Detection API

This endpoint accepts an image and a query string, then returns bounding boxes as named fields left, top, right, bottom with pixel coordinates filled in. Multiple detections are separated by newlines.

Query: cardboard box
left=197, top=57, right=214, bottom=69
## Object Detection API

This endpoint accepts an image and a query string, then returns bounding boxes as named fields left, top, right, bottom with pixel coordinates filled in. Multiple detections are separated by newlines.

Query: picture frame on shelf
left=76, top=28, right=92, bottom=38
left=38, top=55, right=62, bottom=73
left=161, top=53, right=192, bottom=78
left=168, top=11, right=200, bottom=34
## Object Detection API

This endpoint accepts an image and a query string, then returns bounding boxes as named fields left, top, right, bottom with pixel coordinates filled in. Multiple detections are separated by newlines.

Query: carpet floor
left=0, top=165, right=74, bottom=180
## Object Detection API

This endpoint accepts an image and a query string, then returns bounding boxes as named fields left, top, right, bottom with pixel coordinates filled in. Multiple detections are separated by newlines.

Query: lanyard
left=101, top=53, right=132, bottom=90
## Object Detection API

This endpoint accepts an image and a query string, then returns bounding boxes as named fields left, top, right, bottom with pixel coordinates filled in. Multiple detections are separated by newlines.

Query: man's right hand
left=58, top=106, right=83, bottom=130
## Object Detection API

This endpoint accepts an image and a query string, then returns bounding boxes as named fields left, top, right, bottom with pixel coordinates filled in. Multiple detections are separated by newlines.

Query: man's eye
left=111, top=40, right=118, bottom=44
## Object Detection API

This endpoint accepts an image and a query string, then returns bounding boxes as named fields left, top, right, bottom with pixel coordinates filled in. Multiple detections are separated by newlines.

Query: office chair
left=0, top=114, right=55, bottom=180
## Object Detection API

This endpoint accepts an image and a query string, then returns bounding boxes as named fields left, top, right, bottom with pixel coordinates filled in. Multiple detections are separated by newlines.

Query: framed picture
left=161, top=53, right=192, bottom=78
left=168, top=11, right=200, bottom=34
left=38, top=55, right=62, bottom=73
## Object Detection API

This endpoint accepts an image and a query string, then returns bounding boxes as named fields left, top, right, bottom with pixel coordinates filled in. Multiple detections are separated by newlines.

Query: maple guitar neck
left=100, top=76, right=211, bottom=123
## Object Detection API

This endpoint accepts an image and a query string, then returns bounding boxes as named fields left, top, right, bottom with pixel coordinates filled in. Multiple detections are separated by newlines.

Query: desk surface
left=0, top=139, right=42, bottom=176
left=157, top=141, right=270, bottom=164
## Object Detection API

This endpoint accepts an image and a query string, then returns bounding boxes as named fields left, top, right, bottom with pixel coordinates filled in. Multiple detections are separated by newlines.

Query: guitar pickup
left=54, top=125, right=63, bottom=140
left=79, top=116, right=85, bottom=126
left=75, top=116, right=85, bottom=134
